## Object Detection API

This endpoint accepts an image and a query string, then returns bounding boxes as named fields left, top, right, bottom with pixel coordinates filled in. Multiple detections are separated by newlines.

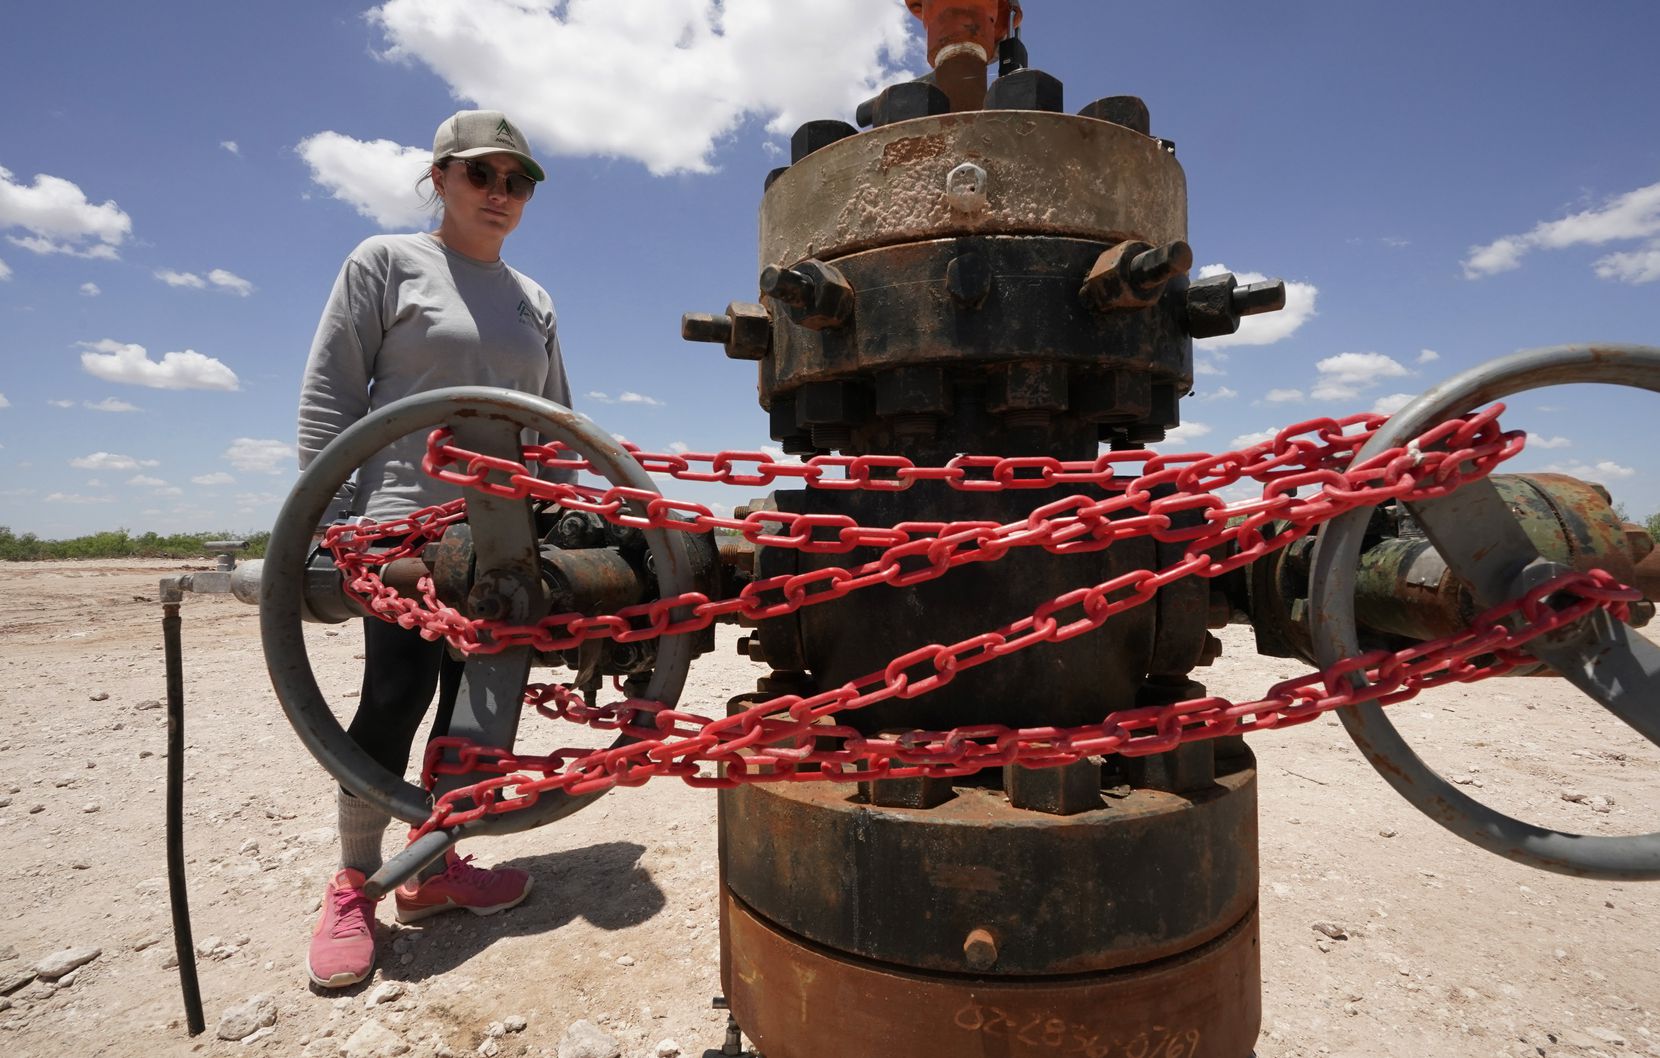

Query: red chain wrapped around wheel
left=315, top=405, right=1641, bottom=840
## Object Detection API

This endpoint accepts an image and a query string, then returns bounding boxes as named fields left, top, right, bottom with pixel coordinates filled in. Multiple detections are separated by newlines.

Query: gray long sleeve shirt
left=297, top=233, right=571, bottom=522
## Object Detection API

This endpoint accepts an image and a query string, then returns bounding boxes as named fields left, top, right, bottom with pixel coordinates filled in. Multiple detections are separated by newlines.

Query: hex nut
left=790, top=119, right=858, bottom=164
left=1078, top=95, right=1151, bottom=135
left=868, top=80, right=951, bottom=127
left=724, top=301, right=772, bottom=362
left=984, top=68, right=1064, bottom=112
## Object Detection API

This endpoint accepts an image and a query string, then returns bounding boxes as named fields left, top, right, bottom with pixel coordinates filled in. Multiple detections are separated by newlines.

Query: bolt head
left=963, top=928, right=998, bottom=970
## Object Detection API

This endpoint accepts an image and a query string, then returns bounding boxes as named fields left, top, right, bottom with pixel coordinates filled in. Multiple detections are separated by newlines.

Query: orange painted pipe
left=905, top=0, right=1021, bottom=67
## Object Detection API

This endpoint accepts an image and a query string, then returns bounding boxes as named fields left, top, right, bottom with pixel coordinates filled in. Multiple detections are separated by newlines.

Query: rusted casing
left=721, top=754, right=1258, bottom=975
left=724, top=892, right=1261, bottom=1058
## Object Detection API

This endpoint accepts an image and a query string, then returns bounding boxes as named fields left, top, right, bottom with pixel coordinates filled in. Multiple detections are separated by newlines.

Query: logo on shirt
left=516, top=299, right=537, bottom=328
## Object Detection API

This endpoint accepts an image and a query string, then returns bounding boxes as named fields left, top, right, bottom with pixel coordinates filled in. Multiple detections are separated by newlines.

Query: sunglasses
left=452, top=158, right=536, bottom=202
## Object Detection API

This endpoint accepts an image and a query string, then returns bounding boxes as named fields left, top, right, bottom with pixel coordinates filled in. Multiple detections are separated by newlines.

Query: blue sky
left=3, top=0, right=1659, bottom=538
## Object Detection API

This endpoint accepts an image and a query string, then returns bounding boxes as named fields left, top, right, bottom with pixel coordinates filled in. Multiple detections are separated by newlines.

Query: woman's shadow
left=380, top=840, right=665, bottom=980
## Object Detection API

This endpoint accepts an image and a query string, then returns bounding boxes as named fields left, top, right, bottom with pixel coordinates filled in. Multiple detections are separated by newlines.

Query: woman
left=296, top=110, right=568, bottom=989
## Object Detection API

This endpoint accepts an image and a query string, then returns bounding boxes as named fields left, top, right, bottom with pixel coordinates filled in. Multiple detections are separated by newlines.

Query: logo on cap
left=495, top=118, right=516, bottom=145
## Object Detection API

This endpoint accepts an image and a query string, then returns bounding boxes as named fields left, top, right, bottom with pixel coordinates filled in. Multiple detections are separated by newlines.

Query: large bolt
left=760, top=259, right=855, bottom=331
left=860, top=80, right=951, bottom=128
left=963, top=928, right=999, bottom=971
left=984, top=68, right=1063, bottom=112
left=1077, top=95, right=1151, bottom=135
left=1080, top=239, right=1192, bottom=313
left=681, top=301, right=773, bottom=361
left=790, top=119, right=857, bottom=163
left=1185, top=272, right=1288, bottom=339
left=1128, top=241, right=1194, bottom=291
left=760, top=265, right=815, bottom=308
left=680, top=313, right=731, bottom=344
left=1004, top=758, right=1103, bottom=815
left=945, top=250, right=993, bottom=308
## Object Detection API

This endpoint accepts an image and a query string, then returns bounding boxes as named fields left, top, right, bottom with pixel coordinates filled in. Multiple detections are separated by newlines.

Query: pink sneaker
left=307, top=868, right=378, bottom=988
left=393, top=851, right=532, bottom=924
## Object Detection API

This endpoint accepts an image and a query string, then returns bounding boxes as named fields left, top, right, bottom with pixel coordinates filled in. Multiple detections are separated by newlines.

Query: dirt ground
left=1, top=558, right=1656, bottom=1058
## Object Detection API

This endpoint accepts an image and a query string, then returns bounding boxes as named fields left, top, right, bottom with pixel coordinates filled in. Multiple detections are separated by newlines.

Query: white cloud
left=1311, top=352, right=1411, bottom=402
left=79, top=339, right=241, bottom=391
left=70, top=452, right=158, bottom=471
left=587, top=390, right=668, bottom=407
left=155, top=485, right=184, bottom=496
left=221, top=140, right=241, bottom=156
left=155, top=268, right=254, bottom=295
left=207, top=268, right=254, bottom=296
left=1371, top=393, right=1416, bottom=416
left=127, top=475, right=167, bottom=487
left=156, top=269, right=207, bottom=289
left=586, top=390, right=665, bottom=406
left=1157, top=422, right=1212, bottom=448
left=1461, top=237, right=1528, bottom=277
left=1231, top=428, right=1280, bottom=449
left=1594, top=246, right=1660, bottom=285
left=1263, top=388, right=1303, bottom=403
left=225, top=438, right=295, bottom=475
left=1464, top=180, right=1660, bottom=281
left=1416, top=348, right=1439, bottom=364
left=0, top=257, right=10, bottom=280
left=1542, top=460, right=1635, bottom=481
left=233, top=491, right=285, bottom=511
left=0, top=165, right=131, bottom=259
left=47, top=398, right=76, bottom=408
left=1193, top=357, right=1224, bottom=376
left=296, top=132, right=433, bottom=230
left=0, top=392, right=8, bottom=408
left=45, top=492, right=115, bottom=504
left=667, top=440, right=691, bottom=453
left=1526, top=434, right=1573, bottom=450
left=7, top=234, right=119, bottom=259
left=1192, top=265, right=1318, bottom=351
left=191, top=472, right=236, bottom=486
left=79, top=281, right=99, bottom=296
left=85, top=397, right=140, bottom=412
left=369, top=0, right=917, bottom=175
left=1196, top=386, right=1237, bottom=401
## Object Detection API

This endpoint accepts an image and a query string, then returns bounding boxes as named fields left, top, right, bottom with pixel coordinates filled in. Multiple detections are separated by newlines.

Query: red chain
left=313, top=405, right=1639, bottom=839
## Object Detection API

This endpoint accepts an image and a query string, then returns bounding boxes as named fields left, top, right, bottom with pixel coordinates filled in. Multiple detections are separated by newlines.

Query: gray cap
left=432, top=110, right=545, bottom=182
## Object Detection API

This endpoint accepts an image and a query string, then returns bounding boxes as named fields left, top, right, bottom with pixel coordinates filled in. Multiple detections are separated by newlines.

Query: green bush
left=0, top=526, right=269, bottom=561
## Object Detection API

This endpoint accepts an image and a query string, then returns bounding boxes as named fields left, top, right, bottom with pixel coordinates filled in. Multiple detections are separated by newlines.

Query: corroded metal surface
left=724, top=892, right=1261, bottom=1058
left=759, top=111, right=1187, bottom=268
left=720, top=755, right=1257, bottom=975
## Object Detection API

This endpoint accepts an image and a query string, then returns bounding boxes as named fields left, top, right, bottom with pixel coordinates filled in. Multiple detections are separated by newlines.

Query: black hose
left=163, top=602, right=206, bottom=1035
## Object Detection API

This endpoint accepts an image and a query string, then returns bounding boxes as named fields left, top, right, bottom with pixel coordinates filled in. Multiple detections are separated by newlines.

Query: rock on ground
left=216, top=993, right=278, bottom=1042
left=343, top=1018, right=411, bottom=1058
left=33, top=947, right=100, bottom=980
left=557, top=1019, right=621, bottom=1058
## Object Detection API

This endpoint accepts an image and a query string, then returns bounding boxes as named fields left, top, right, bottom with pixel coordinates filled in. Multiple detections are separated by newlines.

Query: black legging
left=345, top=617, right=465, bottom=785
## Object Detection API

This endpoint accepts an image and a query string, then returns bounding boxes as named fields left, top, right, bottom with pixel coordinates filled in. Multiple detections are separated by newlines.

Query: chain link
left=314, top=406, right=1639, bottom=839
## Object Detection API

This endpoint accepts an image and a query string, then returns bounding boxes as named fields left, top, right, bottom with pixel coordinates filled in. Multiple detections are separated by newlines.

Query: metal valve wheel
left=261, top=387, right=696, bottom=837
left=1309, top=344, right=1660, bottom=880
